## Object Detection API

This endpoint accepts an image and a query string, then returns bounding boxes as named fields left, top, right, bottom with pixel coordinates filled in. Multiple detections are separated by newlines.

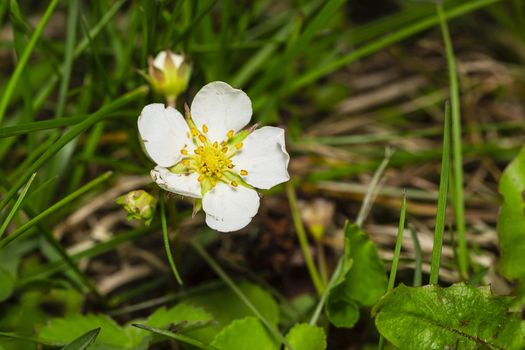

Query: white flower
left=138, top=81, right=290, bottom=232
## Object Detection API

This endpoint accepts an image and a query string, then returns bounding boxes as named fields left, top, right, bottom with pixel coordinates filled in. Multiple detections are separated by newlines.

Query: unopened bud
left=299, top=198, right=335, bottom=241
left=147, top=50, right=191, bottom=103
left=116, top=190, right=157, bottom=226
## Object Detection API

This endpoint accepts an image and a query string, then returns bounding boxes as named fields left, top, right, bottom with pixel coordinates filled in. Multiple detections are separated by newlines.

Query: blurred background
left=1, top=0, right=525, bottom=348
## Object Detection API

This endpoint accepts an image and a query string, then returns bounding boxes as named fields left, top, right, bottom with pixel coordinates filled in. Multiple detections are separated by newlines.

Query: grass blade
left=61, top=328, right=100, bottom=350
left=0, top=171, right=113, bottom=248
left=283, top=0, right=500, bottom=96
left=160, top=192, right=183, bottom=285
left=379, top=191, right=407, bottom=349
left=0, top=172, right=36, bottom=239
left=437, top=3, right=468, bottom=279
left=0, top=0, right=59, bottom=125
left=429, top=102, right=451, bottom=285
left=0, top=86, right=147, bottom=212
left=132, top=323, right=215, bottom=350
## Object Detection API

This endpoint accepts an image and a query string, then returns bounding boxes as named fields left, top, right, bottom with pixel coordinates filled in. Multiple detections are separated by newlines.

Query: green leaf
left=185, top=281, right=279, bottom=343
left=144, top=303, right=213, bottom=328
left=211, top=317, right=278, bottom=350
left=39, top=314, right=128, bottom=348
left=498, top=145, right=525, bottom=280
left=373, top=283, right=525, bottom=350
left=326, top=223, right=387, bottom=328
left=130, top=324, right=214, bottom=350
left=61, top=328, right=100, bottom=350
left=285, top=324, right=326, bottom=350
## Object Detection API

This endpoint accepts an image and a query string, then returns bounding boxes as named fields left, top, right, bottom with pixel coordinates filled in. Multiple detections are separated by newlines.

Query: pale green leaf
left=373, top=283, right=525, bottom=350
left=326, top=223, right=387, bottom=327
left=211, top=317, right=278, bottom=350
left=285, top=323, right=326, bottom=350
left=498, top=145, right=525, bottom=280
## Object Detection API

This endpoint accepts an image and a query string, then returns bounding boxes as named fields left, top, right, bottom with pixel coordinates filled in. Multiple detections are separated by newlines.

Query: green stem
left=0, top=173, right=37, bottom=238
left=429, top=102, right=451, bottom=284
left=191, top=240, right=293, bottom=350
left=286, top=181, right=325, bottom=295
left=437, top=3, right=468, bottom=279
left=160, top=192, right=183, bottom=285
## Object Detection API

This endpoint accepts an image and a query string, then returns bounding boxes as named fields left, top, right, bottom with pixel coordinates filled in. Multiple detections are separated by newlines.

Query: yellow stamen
left=235, top=143, right=243, bottom=150
left=198, top=175, right=205, bottom=182
left=202, top=124, right=209, bottom=133
left=221, top=147, right=228, bottom=153
left=198, top=134, right=207, bottom=143
left=216, top=172, right=223, bottom=178
left=221, top=141, right=227, bottom=147
left=227, top=130, right=234, bottom=139
left=191, top=128, right=198, bottom=136
left=213, top=141, right=218, bottom=148
left=194, top=147, right=202, bottom=154
left=227, top=164, right=234, bottom=169
left=182, top=159, right=190, bottom=166
left=231, top=181, right=238, bottom=187
left=211, top=180, right=217, bottom=187
left=240, top=170, right=248, bottom=176
left=180, top=149, right=188, bottom=155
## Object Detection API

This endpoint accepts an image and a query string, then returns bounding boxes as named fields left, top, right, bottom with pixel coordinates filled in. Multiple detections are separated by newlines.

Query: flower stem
left=286, top=181, right=325, bottom=296
left=160, top=192, right=183, bottom=285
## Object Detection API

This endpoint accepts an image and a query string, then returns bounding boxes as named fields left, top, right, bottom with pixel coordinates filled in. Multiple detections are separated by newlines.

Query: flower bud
left=147, top=50, right=191, bottom=103
left=299, top=198, right=335, bottom=241
left=116, top=190, right=157, bottom=226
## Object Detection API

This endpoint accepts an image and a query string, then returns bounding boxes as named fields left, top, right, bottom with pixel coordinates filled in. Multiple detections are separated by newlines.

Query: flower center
left=197, top=142, right=231, bottom=178
left=172, top=122, right=249, bottom=193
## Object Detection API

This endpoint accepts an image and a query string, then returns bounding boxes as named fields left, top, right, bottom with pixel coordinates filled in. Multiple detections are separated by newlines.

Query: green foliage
left=285, top=323, right=326, bottom=350
left=210, top=317, right=278, bottom=350
left=373, top=283, right=525, bottom=349
left=185, top=281, right=279, bottom=343
left=498, top=145, right=525, bottom=280
left=38, top=302, right=213, bottom=349
left=0, top=268, right=14, bottom=302
left=61, top=328, right=100, bottom=350
left=325, top=223, right=387, bottom=328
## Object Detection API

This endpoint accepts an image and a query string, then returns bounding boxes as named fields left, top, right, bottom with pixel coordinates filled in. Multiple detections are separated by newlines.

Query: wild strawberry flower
left=138, top=81, right=290, bottom=232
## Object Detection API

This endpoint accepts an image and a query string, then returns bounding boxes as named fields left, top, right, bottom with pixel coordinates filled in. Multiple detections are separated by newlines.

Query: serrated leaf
left=211, top=317, right=278, bottom=350
left=285, top=323, right=326, bottom=350
left=326, top=223, right=387, bottom=328
left=498, top=145, right=525, bottom=280
left=61, top=328, right=100, bottom=350
left=373, top=283, right=525, bottom=350
left=185, top=281, right=279, bottom=343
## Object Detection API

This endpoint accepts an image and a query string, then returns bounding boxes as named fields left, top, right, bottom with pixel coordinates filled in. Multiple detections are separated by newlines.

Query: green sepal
left=169, top=161, right=190, bottom=174
left=201, top=178, right=212, bottom=196
left=192, top=199, right=202, bottom=218
left=223, top=171, right=252, bottom=189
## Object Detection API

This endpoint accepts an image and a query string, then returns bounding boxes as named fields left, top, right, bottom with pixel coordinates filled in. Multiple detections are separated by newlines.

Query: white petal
left=138, top=104, right=191, bottom=167
left=153, top=51, right=184, bottom=69
left=151, top=166, right=201, bottom=198
left=231, top=126, right=290, bottom=190
left=190, top=81, right=252, bottom=143
left=202, top=182, right=260, bottom=232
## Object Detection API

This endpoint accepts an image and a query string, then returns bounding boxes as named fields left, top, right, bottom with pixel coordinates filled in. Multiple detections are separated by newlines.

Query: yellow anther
left=221, top=141, right=227, bottom=147
left=182, top=159, right=190, bottom=166
left=213, top=141, right=218, bottom=148
left=194, top=147, right=202, bottom=154
left=202, top=124, right=209, bottom=133
left=227, top=130, right=234, bottom=139
left=235, top=143, right=243, bottom=150
left=216, top=172, right=223, bottom=178
left=198, top=175, right=205, bottom=182
left=186, top=132, right=190, bottom=138
left=221, top=147, right=228, bottom=153
left=231, top=181, right=238, bottom=187
left=211, top=180, right=217, bottom=187
left=240, top=170, right=248, bottom=176
left=180, top=149, right=188, bottom=155
left=227, top=164, right=234, bottom=169
left=198, top=134, right=207, bottom=143
left=191, top=128, right=198, bottom=136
